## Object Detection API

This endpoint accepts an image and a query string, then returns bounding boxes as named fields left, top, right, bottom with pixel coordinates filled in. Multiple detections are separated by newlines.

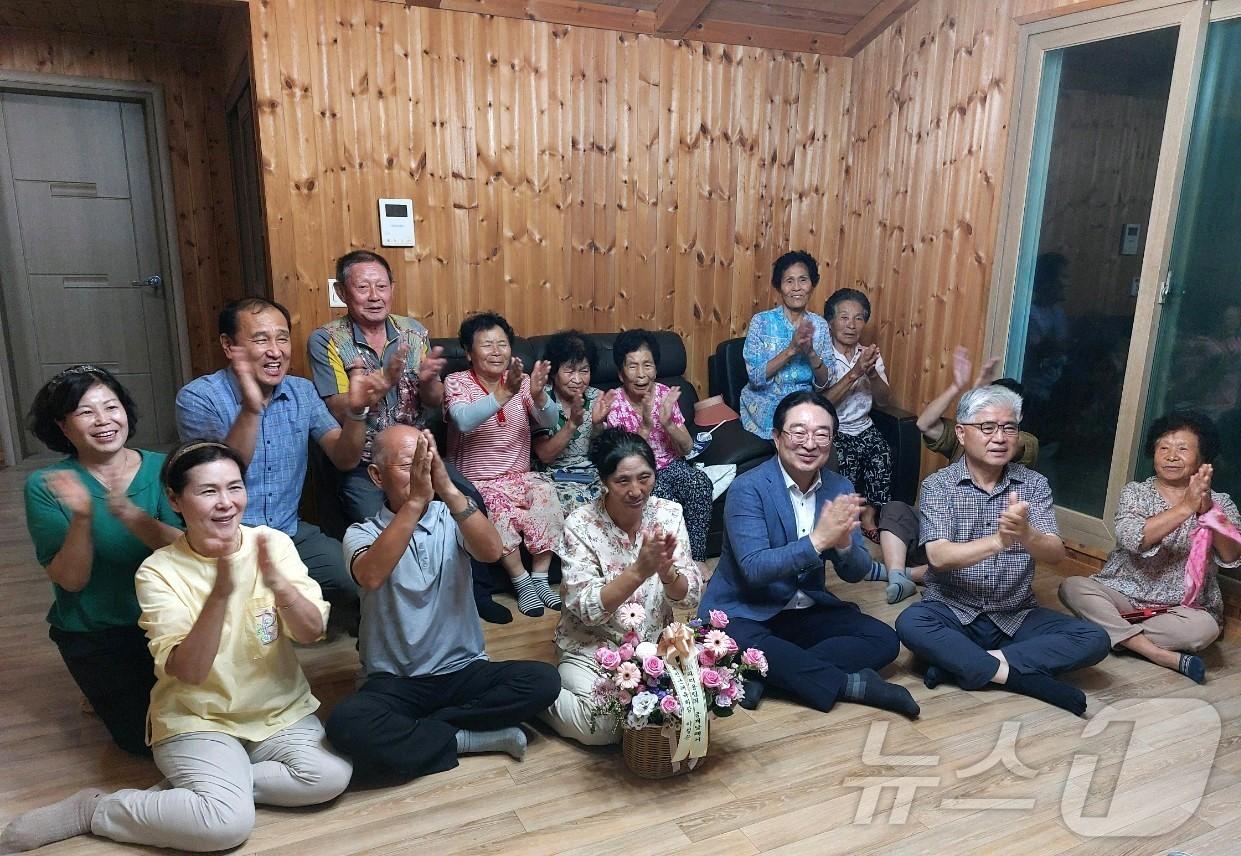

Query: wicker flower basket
left=622, top=725, right=707, bottom=780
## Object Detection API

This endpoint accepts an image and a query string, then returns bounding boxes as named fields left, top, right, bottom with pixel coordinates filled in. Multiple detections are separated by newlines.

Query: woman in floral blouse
left=1060, top=411, right=1241, bottom=684
left=534, top=331, right=615, bottom=516
left=602, top=329, right=714, bottom=560
left=542, top=428, right=702, bottom=745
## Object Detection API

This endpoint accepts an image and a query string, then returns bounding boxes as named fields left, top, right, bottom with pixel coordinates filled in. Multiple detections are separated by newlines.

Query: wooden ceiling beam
left=653, top=0, right=710, bottom=36
left=407, top=0, right=654, bottom=33
left=686, top=18, right=846, bottom=55
left=841, top=0, right=918, bottom=56
left=403, top=0, right=852, bottom=55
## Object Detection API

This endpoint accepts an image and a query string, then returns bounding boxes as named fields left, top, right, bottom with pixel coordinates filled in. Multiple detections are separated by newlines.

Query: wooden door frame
left=982, top=0, right=1209, bottom=551
left=0, top=71, right=191, bottom=465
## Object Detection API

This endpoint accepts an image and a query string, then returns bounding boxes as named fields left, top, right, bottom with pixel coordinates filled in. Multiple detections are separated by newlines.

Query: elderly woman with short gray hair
left=1060, top=410, right=1240, bottom=684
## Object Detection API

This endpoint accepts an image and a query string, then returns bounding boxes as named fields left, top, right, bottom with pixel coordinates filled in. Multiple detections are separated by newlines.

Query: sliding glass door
left=987, top=0, right=1241, bottom=549
left=1138, top=14, right=1241, bottom=499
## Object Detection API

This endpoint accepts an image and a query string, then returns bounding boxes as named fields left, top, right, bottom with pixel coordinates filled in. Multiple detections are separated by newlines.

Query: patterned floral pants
left=833, top=423, right=892, bottom=506
left=476, top=472, right=566, bottom=556
left=653, top=458, right=713, bottom=561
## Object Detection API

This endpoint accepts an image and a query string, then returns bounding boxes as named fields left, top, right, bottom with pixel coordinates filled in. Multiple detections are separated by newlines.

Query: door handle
left=1156, top=273, right=1173, bottom=304
left=131, top=274, right=163, bottom=291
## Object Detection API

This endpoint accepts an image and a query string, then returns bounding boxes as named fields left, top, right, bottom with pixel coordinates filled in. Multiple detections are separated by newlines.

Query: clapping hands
left=1184, top=464, right=1214, bottom=515
left=812, top=493, right=864, bottom=551
left=634, top=527, right=678, bottom=580
left=44, top=470, right=91, bottom=516
left=996, top=492, right=1031, bottom=549
left=347, top=342, right=410, bottom=413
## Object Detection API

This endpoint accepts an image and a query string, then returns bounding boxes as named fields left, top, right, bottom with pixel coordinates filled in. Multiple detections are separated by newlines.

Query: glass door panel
left=1138, top=16, right=1241, bottom=501
left=1006, top=28, right=1179, bottom=517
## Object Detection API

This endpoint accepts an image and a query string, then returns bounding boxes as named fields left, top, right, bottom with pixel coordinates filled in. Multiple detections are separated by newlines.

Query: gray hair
left=956, top=385, right=1023, bottom=424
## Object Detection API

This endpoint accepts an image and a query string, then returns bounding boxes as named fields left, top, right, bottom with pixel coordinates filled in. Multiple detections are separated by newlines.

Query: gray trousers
left=91, top=715, right=351, bottom=852
left=1058, top=575, right=1220, bottom=651
left=539, top=651, right=619, bottom=747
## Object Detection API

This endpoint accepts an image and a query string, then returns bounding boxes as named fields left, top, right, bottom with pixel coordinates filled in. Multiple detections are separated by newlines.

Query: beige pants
left=539, top=651, right=620, bottom=747
left=1058, top=575, right=1220, bottom=652
left=91, top=714, right=352, bottom=852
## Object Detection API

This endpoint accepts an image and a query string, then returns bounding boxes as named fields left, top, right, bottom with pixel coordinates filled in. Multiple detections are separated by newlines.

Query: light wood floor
left=3, top=458, right=1240, bottom=855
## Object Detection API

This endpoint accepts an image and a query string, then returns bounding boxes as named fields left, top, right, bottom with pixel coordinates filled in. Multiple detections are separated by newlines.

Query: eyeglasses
left=781, top=427, right=833, bottom=446
left=960, top=421, right=1020, bottom=437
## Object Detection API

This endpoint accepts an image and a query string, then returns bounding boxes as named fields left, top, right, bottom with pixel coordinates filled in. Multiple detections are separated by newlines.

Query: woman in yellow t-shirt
left=1, top=442, right=352, bottom=853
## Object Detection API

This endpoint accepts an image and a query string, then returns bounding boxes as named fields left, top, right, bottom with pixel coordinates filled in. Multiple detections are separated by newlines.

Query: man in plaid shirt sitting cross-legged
left=895, top=385, right=1109, bottom=716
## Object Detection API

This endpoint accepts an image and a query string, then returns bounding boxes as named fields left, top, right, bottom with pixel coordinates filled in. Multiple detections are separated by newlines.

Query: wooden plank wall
left=0, top=21, right=245, bottom=379
left=250, top=0, right=851, bottom=387
left=828, top=0, right=1097, bottom=419
left=1039, top=88, right=1165, bottom=319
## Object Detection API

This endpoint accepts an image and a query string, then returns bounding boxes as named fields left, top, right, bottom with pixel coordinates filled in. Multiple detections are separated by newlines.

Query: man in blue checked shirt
left=895, top=384, right=1109, bottom=716
left=175, top=297, right=402, bottom=619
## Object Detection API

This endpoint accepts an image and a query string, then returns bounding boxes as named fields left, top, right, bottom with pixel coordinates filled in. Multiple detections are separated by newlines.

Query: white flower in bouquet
left=627, top=712, right=650, bottom=730
left=634, top=641, right=659, bottom=660
left=616, top=602, right=647, bottom=630
left=631, top=692, right=659, bottom=718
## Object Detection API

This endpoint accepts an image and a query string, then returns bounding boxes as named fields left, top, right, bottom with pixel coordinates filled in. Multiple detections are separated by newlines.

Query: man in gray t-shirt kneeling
left=325, top=425, right=560, bottom=779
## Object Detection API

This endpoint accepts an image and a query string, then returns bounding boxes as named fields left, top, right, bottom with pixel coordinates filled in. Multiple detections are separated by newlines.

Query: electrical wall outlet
left=328, top=278, right=345, bottom=308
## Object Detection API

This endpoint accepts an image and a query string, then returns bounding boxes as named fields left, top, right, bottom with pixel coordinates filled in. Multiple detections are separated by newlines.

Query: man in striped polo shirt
left=307, top=250, right=513, bottom=624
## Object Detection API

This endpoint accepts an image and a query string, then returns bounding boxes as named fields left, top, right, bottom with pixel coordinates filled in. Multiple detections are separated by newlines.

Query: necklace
left=81, top=448, right=136, bottom=494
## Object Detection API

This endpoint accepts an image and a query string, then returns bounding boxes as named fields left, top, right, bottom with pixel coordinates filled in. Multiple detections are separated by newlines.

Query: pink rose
left=643, top=656, right=666, bottom=678
left=617, top=643, right=635, bottom=661
left=618, top=690, right=632, bottom=704
left=622, top=631, right=641, bottom=646
left=741, top=647, right=769, bottom=675
left=700, top=668, right=723, bottom=689
left=698, top=648, right=717, bottom=667
left=659, top=695, right=681, bottom=715
left=595, top=647, right=622, bottom=670
left=708, top=609, right=730, bottom=629
left=726, top=636, right=739, bottom=654
left=719, top=681, right=739, bottom=700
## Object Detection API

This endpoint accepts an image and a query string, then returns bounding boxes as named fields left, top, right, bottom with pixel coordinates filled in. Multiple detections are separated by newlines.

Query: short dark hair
left=162, top=440, right=248, bottom=495
left=1144, top=410, right=1220, bottom=464
left=336, top=250, right=393, bottom=287
left=612, top=329, right=661, bottom=371
left=27, top=365, right=139, bottom=456
left=459, top=311, right=515, bottom=351
left=772, top=251, right=820, bottom=290
left=543, top=330, right=598, bottom=375
left=589, top=427, right=656, bottom=480
left=773, top=390, right=838, bottom=434
left=218, top=298, right=292, bottom=340
left=993, top=377, right=1024, bottom=396
left=824, top=288, right=871, bottom=322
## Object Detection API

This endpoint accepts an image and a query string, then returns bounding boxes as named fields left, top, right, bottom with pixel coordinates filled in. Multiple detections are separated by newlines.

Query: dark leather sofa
left=313, top=330, right=773, bottom=558
left=708, top=337, right=922, bottom=505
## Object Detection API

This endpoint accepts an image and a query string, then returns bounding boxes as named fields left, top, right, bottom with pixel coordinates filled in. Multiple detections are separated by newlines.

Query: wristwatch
left=450, top=497, right=479, bottom=521
left=347, top=405, right=370, bottom=422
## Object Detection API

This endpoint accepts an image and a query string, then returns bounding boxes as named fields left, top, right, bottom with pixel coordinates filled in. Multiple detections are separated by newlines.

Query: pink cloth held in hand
left=1183, top=506, right=1241, bottom=608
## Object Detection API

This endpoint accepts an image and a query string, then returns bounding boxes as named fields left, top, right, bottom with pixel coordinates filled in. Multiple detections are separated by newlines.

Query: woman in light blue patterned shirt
left=739, top=251, right=833, bottom=438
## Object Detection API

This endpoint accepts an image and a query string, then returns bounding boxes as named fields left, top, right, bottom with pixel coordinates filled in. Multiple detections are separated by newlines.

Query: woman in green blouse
left=24, top=365, right=181, bottom=754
